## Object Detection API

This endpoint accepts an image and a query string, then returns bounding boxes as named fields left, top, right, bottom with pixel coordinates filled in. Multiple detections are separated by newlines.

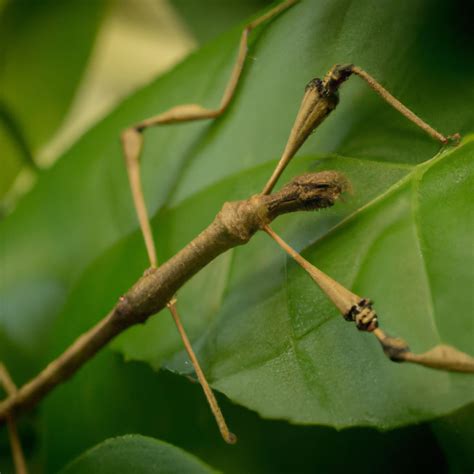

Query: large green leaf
left=1, top=0, right=473, bottom=435
left=104, top=137, right=473, bottom=429
left=167, top=137, right=474, bottom=428
left=60, top=435, right=218, bottom=474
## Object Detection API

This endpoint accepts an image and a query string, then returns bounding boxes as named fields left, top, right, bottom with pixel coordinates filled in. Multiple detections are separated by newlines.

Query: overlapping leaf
left=1, top=0, right=473, bottom=437
left=0, top=0, right=106, bottom=199
left=60, top=435, right=217, bottom=474
left=167, top=139, right=474, bottom=428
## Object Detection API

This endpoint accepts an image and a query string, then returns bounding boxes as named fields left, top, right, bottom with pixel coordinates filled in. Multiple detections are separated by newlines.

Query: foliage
left=0, top=0, right=106, bottom=200
left=172, top=0, right=273, bottom=43
left=1, top=0, right=473, bottom=472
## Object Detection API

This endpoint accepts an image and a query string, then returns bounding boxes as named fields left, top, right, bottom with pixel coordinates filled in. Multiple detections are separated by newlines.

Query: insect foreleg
left=262, top=64, right=459, bottom=195
left=120, top=0, right=299, bottom=445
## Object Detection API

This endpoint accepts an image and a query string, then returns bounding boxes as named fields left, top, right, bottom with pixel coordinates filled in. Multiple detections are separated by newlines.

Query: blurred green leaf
left=172, top=0, right=272, bottom=43
left=42, top=355, right=448, bottom=473
left=0, top=118, right=23, bottom=201
left=0, top=0, right=106, bottom=148
left=60, top=435, right=218, bottom=474
left=1, top=0, right=473, bottom=461
left=0, top=0, right=106, bottom=196
left=431, top=403, right=474, bottom=474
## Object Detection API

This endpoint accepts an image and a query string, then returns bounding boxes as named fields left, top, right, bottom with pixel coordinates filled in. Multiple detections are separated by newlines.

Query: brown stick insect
left=1, top=0, right=473, bottom=465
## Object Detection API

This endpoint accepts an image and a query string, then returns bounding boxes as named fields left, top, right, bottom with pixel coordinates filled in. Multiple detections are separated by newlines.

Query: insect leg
left=0, top=363, right=28, bottom=474
left=121, top=0, right=299, bottom=265
left=120, top=0, right=298, bottom=444
left=263, top=225, right=474, bottom=373
left=262, top=63, right=459, bottom=195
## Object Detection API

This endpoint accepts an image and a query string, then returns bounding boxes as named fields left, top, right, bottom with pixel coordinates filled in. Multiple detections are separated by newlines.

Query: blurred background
left=0, top=0, right=273, bottom=214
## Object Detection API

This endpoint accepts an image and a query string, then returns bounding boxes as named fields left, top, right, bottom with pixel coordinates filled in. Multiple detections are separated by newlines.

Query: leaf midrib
left=301, top=136, right=473, bottom=254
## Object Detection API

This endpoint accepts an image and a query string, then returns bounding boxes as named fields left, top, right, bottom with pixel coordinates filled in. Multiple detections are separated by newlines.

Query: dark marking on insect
left=344, top=298, right=378, bottom=332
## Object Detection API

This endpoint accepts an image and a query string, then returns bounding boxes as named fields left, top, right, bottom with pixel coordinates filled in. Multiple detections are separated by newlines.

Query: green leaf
left=41, top=353, right=449, bottom=473
left=110, top=154, right=411, bottom=367
left=0, top=0, right=106, bottom=195
left=168, top=137, right=474, bottom=428
left=1, top=0, right=473, bottom=432
left=60, top=435, right=218, bottom=474
left=0, top=118, right=24, bottom=201
left=173, top=0, right=272, bottom=43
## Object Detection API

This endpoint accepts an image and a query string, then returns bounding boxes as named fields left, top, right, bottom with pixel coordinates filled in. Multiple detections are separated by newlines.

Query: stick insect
left=119, top=0, right=468, bottom=444
left=2, top=1, right=474, bottom=467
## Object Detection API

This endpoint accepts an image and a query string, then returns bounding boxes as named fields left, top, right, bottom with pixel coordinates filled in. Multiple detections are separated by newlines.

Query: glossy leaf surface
left=60, top=435, right=217, bottom=474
